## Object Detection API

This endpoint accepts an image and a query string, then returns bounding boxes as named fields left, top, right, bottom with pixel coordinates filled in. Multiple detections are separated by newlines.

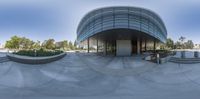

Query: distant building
left=77, top=6, right=167, bottom=56
left=194, top=44, right=200, bottom=49
left=55, top=41, right=63, bottom=48
left=0, top=43, right=4, bottom=49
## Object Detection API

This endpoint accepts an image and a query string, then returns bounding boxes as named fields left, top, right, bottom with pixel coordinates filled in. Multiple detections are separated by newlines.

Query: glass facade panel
left=129, top=15, right=140, bottom=30
left=77, top=7, right=167, bottom=43
left=141, top=18, right=149, bottom=32
left=114, top=14, right=128, bottom=28
left=148, top=22, right=154, bottom=35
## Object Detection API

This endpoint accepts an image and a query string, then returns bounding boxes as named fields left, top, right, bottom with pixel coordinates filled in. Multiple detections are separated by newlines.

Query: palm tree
left=179, top=36, right=186, bottom=49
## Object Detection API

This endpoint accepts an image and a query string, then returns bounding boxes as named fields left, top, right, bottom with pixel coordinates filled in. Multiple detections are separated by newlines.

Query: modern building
left=194, top=44, right=200, bottom=49
left=77, top=6, right=167, bottom=56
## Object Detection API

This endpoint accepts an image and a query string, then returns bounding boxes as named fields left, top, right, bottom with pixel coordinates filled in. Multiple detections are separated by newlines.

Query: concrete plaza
left=0, top=52, right=200, bottom=99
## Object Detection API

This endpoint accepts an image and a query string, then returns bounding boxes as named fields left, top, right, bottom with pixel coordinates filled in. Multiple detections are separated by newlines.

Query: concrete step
left=169, top=57, right=200, bottom=64
left=0, top=56, right=10, bottom=63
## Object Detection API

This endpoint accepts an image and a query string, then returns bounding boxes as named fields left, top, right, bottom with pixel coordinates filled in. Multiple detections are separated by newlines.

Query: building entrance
left=116, top=40, right=132, bottom=56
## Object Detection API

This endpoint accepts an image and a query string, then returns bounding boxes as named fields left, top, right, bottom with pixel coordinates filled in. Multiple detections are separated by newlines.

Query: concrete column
left=140, top=39, right=142, bottom=53
left=115, top=40, right=117, bottom=56
left=103, top=40, right=107, bottom=55
left=87, top=38, right=90, bottom=53
left=96, top=39, right=99, bottom=53
left=153, top=40, right=156, bottom=53
left=106, top=41, right=107, bottom=55
left=137, top=38, right=140, bottom=55
left=145, top=39, right=147, bottom=52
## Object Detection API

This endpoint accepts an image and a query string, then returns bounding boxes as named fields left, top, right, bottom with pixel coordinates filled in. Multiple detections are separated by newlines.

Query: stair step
left=169, top=57, right=200, bottom=64
left=0, top=57, right=10, bottom=63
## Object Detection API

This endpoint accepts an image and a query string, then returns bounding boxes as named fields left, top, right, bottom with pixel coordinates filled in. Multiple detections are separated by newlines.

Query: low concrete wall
left=144, top=54, right=171, bottom=64
left=7, top=53, right=66, bottom=64
left=160, top=56, right=171, bottom=64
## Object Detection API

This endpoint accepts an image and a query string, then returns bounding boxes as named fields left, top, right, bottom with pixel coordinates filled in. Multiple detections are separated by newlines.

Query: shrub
left=13, top=49, right=64, bottom=57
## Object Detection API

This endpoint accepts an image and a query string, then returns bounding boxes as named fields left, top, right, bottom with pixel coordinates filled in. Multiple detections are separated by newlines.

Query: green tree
left=166, top=38, right=174, bottom=49
left=62, top=40, right=68, bottom=50
left=179, top=36, right=186, bottom=49
left=74, top=40, right=77, bottom=50
left=5, top=36, right=21, bottom=49
left=19, top=37, right=34, bottom=49
left=174, top=41, right=181, bottom=49
left=69, top=41, right=74, bottom=50
left=32, top=41, right=41, bottom=49
left=185, top=40, right=194, bottom=49
left=5, top=36, right=73, bottom=51
left=55, top=40, right=69, bottom=50
left=42, top=39, right=55, bottom=50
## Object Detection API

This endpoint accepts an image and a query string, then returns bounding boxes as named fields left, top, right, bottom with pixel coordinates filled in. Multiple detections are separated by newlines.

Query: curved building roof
left=77, top=6, right=167, bottom=43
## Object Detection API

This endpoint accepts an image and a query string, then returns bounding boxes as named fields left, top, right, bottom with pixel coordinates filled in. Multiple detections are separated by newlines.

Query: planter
left=7, top=52, right=66, bottom=64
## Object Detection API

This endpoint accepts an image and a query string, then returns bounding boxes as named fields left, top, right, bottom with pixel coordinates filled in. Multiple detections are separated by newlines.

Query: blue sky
left=0, top=0, right=200, bottom=45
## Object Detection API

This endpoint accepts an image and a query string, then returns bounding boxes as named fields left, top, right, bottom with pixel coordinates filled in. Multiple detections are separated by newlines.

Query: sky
left=0, top=0, right=200, bottom=45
